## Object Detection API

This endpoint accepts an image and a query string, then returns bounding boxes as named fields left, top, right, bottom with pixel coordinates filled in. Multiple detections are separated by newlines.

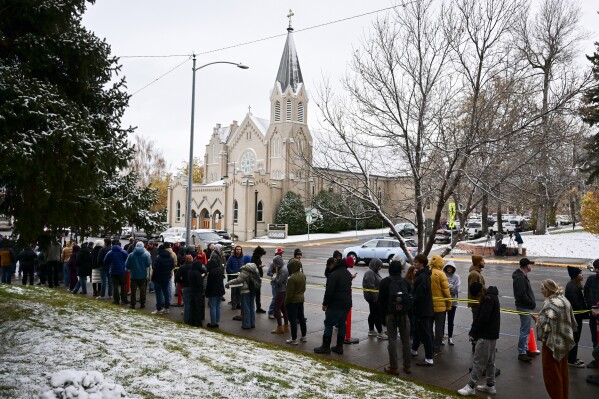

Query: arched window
left=233, top=200, right=239, bottom=223
left=272, top=137, right=280, bottom=157
left=257, top=201, right=264, bottom=222
left=176, top=201, right=181, bottom=222
left=297, top=102, right=304, bottom=123
left=286, top=99, right=292, bottom=121
left=274, top=101, right=281, bottom=121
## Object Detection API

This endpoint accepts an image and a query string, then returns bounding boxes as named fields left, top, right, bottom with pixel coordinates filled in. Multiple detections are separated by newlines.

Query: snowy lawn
left=0, top=285, right=454, bottom=399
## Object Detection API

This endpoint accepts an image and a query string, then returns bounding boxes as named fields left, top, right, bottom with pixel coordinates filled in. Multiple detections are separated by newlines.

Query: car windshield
left=404, top=239, right=417, bottom=247
left=469, top=223, right=481, bottom=228
left=196, top=232, right=222, bottom=241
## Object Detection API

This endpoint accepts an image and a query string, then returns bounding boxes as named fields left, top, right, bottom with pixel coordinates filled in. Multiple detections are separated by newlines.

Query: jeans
left=447, top=306, right=457, bottom=338
left=323, top=308, right=349, bottom=345
left=468, top=338, right=497, bottom=388
left=112, top=275, right=127, bottom=304
left=433, top=312, right=447, bottom=353
left=100, top=267, right=112, bottom=297
left=268, top=283, right=276, bottom=315
left=130, top=279, right=147, bottom=307
left=412, top=316, right=434, bottom=361
left=154, top=281, right=170, bottom=310
left=255, top=287, right=262, bottom=310
left=63, top=262, right=70, bottom=288
left=386, top=313, right=411, bottom=369
left=241, top=292, right=256, bottom=328
left=287, top=302, right=307, bottom=340
left=1, top=267, right=12, bottom=284
left=274, top=291, right=288, bottom=326
left=208, top=296, right=221, bottom=325
left=517, top=307, right=533, bottom=354
left=38, top=262, right=47, bottom=284
left=182, top=287, right=191, bottom=323
left=367, top=300, right=382, bottom=333
left=72, top=276, right=88, bottom=294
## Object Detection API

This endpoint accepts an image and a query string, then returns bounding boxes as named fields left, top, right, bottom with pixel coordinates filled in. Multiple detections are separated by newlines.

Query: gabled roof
left=250, top=115, right=270, bottom=135
left=216, top=126, right=231, bottom=143
left=275, top=27, right=303, bottom=93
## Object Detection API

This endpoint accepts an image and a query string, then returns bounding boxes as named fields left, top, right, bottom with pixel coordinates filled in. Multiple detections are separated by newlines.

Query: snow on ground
left=0, top=285, right=450, bottom=399
left=470, top=231, right=599, bottom=259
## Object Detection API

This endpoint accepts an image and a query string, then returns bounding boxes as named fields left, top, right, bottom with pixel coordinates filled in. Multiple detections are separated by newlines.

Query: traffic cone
left=528, top=327, right=540, bottom=353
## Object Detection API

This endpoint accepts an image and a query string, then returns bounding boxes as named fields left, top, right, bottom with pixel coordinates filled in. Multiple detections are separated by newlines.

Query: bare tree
left=128, top=135, right=169, bottom=188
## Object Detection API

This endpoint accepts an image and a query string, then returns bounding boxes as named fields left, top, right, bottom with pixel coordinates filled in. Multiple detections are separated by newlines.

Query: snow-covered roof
left=216, top=126, right=231, bottom=143
left=275, top=27, right=303, bottom=93
left=203, top=179, right=224, bottom=187
left=249, top=115, right=270, bottom=135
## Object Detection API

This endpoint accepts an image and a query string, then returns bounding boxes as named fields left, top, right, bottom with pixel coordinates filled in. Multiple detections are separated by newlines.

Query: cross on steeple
left=247, top=104, right=252, bottom=115
left=287, top=9, right=294, bottom=31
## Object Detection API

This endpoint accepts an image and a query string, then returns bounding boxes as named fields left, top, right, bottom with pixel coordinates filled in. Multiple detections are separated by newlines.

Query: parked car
left=434, top=229, right=458, bottom=244
left=388, top=222, right=418, bottom=237
left=489, top=220, right=510, bottom=234
left=120, top=226, right=132, bottom=239
left=466, top=222, right=483, bottom=239
left=159, top=227, right=186, bottom=242
left=212, top=229, right=231, bottom=240
left=343, top=237, right=418, bottom=266
left=172, top=229, right=234, bottom=257
left=556, top=215, right=571, bottom=225
left=0, top=215, right=12, bottom=231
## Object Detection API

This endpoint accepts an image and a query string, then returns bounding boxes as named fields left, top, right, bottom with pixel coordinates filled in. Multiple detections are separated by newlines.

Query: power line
left=130, top=56, right=191, bottom=96
left=120, top=54, right=190, bottom=59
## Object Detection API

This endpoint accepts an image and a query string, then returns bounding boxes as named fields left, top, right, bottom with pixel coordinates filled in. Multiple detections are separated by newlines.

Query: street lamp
left=186, top=55, right=249, bottom=246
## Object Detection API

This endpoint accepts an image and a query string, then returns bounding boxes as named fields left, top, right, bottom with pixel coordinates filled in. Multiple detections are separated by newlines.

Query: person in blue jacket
left=103, top=239, right=129, bottom=305
left=126, top=242, right=151, bottom=309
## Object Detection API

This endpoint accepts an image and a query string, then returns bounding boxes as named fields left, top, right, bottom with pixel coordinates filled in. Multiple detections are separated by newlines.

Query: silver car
left=343, top=237, right=418, bottom=265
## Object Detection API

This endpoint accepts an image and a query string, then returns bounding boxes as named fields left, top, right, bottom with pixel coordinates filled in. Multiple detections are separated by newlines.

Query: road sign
left=448, top=202, right=456, bottom=229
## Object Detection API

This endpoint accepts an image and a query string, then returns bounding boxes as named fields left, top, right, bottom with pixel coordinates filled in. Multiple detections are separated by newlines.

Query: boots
left=283, top=324, right=290, bottom=333
left=271, top=325, right=285, bottom=334
left=314, top=336, right=332, bottom=354
left=331, top=338, right=344, bottom=354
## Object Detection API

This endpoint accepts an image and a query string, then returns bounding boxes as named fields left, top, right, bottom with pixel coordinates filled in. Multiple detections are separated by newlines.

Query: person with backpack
left=285, top=258, right=307, bottom=345
left=225, top=262, right=261, bottom=329
left=363, top=258, right=385, bottom=339
left=458, top=282, right=501, bottom=396
left=378, top=259, right=413, bottom=376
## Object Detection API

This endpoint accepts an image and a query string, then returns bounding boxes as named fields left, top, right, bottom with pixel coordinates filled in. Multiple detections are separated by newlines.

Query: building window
left=275, top=101, right=281, bottom=121
left=257, top=201, right=264, bottom=222
left=212, top=144, right=216, bottom=161
left=233, top=200, right=238, bottom=223
left=176, top=200, right=181, bottom=222
left=298, top=102, right=304, bottom=122
left=272, top=137, right=280, bottom=157
left=286, top=99, right=292, bottom=121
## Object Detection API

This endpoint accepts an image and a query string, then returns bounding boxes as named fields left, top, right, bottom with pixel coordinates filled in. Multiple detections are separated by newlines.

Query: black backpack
left=388, top=277, right=413, bottom=314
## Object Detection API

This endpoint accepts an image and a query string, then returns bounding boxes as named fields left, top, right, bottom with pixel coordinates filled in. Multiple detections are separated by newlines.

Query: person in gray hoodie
left=225, top=262, right=260, bottom=329
left=443, top=261, right=461, bottom=346
left=271, top=255, right=289, bottom=334
left=362, top=258, right=385, bottom=339
left=126, top=242, right=151, bottom=309
left=512, top=258, right=537, bottom=362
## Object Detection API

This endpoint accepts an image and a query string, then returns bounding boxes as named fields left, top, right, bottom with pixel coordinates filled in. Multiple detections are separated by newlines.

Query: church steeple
left=275, top=10, right=303, bottom=93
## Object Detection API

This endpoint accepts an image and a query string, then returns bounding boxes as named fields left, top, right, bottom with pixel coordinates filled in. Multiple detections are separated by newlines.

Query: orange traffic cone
left=528, top=327, right=540, bottom=353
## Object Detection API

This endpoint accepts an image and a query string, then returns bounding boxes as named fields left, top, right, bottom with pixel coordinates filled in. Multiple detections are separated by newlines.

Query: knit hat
left=472, top=255, right=483, bottom=266
left=111, top=239, right=120, bottom=246
left=333, top=250, right=342, bottom=259
left=294, top=248, right=303, bottom=257
left=567, top=266, right=582, bottom=279
left=136, top=242, right=144, bottom=248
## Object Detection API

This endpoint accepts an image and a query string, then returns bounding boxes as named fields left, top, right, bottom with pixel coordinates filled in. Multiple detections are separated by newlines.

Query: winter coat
left=429, top=255, right=451, bottom=313
left=512, top=268, right=536, bottom=310
left=76, top=246, right=93, bottom=277
left=514, top=231, right=523, bottom=244
left=68, top=246, right=80, bottom=273
left=565, top=279, right=588, bottom=328
left=188, top=261, right=207, bottom=294
left=17, top=247, right=37, bottom=270
left=175, top=262, right=193, bottom=288
left=377, top=261, right=412, bottom=317
left=205, top=254, right=225, bottom=297
left=468, top=265, right=486, bottom=308
left=251, top=254, right=264, bottom=277
left=97, top=245, right=111, bottom=269
left=152, top=249, right=175, bottom=284
left=413, top=266, right=434, bottom=318
left=46, top=241, right=62, bottom=262
left=285, top=259, right=306, bottom=305
left=537, top=293, right=577, bottom=361
left=584, top=274, right=599, bottom=308
left=194, top=251, right=207, bottom=265
left=322, top=261, right=352, bottom=311
left=126, top=246, right=151, bottom=280
left=226, top=263, right=260, bottom=295
left=104, top=245, right=128, bottom=277
left=273, top=262, right=289, bottom=293
left=443, top=265, right=461, bottom=308
left=91, top=245, right=102, bottom=270
left=226, top=255, right=244, bottom=276
left=0, top=247, right=15, bottom=267
left=469, top=286, right=501, bottom=340
left=61, top=244, right=73, bottom=263
left=362, top=259, right=383, bottom=303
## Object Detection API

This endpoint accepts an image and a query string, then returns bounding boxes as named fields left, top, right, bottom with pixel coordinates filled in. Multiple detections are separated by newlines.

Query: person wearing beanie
left=443, top=261, right=460, bottom=346
left=411, top=254, right=435, bottom=366
left=377, top=258, right=412, bottom=376
left=104, top=240, right=129, bottom=305
left=468, top=255, right=487, bottom=353
left=293, top=248, right=303, bottom=260
left=267, top=250, right=285, bottom=319
left=584, top=259, right=599, bottom=356
left=512, top=257, right=536, bottom=362
left=251, top=246, right=267, bottom=313
left=226, top=246, right=244, bottom=310
left=285, top=258, right=307, bottom=344
left=271, top=255, right=290, bottom=334
left=205, top=244, right=225, bottom=328
left=362, top=258, right=385, bottom=339
left=429, top=255, right=452, bottom=355
left=565, top=266, right=587, bottom=367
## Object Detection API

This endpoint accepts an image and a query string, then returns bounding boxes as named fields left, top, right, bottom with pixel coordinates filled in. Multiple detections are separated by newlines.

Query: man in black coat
left=17, top=244, right=37, bottom=285
left=512, top=258, right=536, bottom=362
left=411, top=254, right=435, bottom=366
left=314, top=257, right=353, bottom=355
left=458, top=283, right=500, bottom=396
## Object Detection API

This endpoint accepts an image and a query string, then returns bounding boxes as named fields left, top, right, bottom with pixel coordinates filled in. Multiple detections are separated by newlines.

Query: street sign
left=448, top=202, right=456, bottom=229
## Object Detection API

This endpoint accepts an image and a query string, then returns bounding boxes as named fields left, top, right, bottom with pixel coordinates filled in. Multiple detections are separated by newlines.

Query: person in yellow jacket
left=429, top=255, right=451, bottom=355
left=61, top=241, right=74, bottom=288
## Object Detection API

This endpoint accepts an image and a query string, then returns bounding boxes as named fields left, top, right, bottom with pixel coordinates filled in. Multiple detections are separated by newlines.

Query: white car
left=466, top=221, right=483, bottom=239
left=159, top=227, right=186, bottom=242
left=343, top=237, right=418, bottom=265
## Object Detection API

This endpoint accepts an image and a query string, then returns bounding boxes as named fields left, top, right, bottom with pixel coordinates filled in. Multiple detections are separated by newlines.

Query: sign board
left=305, top=208, right=317, bottom=225
left=268, top=224, right=288, bottom=239
left=448, top=202, right=456, bottom=229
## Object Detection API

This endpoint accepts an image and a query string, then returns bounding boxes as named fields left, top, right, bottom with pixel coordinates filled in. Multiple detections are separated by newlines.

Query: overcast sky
left=82, top=0, right=598, bottom=172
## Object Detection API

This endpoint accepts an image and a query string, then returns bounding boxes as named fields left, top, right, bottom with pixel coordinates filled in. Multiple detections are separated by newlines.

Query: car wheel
left=387, top=255, right=394, bottom=264
left=159, top=235, right=164, bottom=242
left=347, top=252, right=358, bottom=265
left=399, top=231, right=405, bottom=237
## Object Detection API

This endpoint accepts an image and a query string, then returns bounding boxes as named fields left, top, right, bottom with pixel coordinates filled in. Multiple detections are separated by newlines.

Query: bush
left=275, top=192, right=307, bottom=235
left=581, top=190, right=599, bottom=235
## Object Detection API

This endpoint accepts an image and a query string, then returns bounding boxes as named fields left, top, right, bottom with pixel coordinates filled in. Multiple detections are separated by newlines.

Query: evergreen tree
left=275, top=192, right=307, bottom=235
left=580, top=41, right=599, bottom=183
left=313, top=191, right=353, bottom=233
left=0, top=0, right=163, bottom=241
